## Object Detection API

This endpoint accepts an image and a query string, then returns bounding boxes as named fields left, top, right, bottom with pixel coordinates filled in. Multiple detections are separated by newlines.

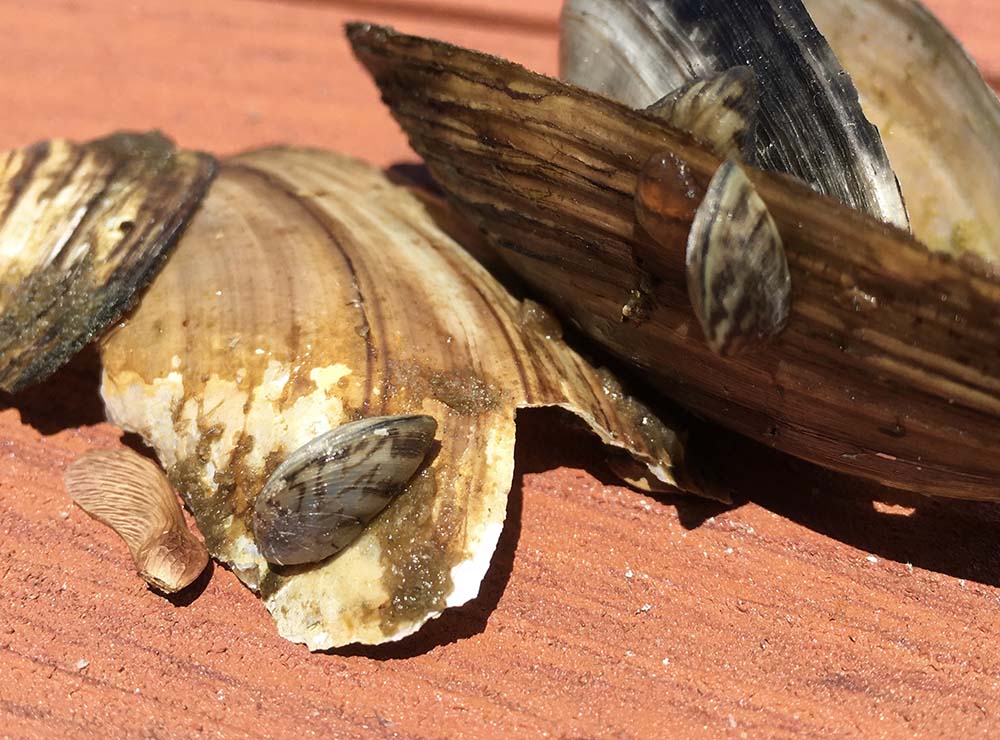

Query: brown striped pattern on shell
left=686, top=159, right=790, bottom=355
left=253, top=414, right=438, bottom=566
left=645, top=67, right=759, bottom=159
left=0, top=132, right=216, bottom=392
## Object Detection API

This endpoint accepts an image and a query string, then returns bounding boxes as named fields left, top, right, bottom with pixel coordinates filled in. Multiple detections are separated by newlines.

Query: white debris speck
left=625, top=569, right=634, bottom=579
left=58, top=511, right=69, bottom=519
left=625, top=650, right=635, bottom=658
left=866, top=555, right=879, bottom=564
left=638, top=604, right=652, bottom=613
left=906, top=562, right=914, bottom=573
left=725, top=547, right=734, bottom=555
left=74, top=659, right=89, bottom=671
left=662, top=657, right=670, bottom=666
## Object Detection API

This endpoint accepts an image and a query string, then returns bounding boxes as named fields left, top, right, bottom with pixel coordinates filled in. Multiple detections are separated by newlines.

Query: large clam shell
left=99, top=148, right=694, bottom=649
left=348, top=21, right=1000, bottom=500
left=0, top=132, right=215, bottom=392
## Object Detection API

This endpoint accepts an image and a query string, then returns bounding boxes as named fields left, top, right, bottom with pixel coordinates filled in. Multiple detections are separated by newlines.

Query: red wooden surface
left=2, top=2, right=1000, bottom=738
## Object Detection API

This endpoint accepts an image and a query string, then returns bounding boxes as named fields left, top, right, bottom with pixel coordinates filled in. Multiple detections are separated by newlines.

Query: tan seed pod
left=685, top=159, right=790, bottom=356
left=64, top=449, right=209, bottom=594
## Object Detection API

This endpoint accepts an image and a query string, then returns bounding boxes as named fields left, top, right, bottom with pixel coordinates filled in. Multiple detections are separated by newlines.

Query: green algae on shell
left=98, top=147, right=697, bottom=649
left=0, top=132, right=216, bottom=392
left=801, top=0, right=1000, bottom=263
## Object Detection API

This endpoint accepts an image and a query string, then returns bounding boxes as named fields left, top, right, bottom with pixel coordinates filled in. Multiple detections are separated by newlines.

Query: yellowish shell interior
left=99, top=148, right=690, bottom=649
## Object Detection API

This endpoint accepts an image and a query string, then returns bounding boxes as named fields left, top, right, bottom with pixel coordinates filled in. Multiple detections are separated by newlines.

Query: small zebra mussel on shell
left=348, top=0, right=1000, bottom=500
left=681, top=160, right=789, bottom=356
left=253, top=414, right=438, bottom=567
left=643, top=66, right=760, bottom=161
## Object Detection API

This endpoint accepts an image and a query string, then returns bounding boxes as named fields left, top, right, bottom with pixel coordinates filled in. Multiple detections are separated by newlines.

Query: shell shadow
left=165, top=559, right=216, bottom=607
left=591, top=351, right=1000, bottom=588
left=0, top=345, right=106, bottom=434
left=686, top=418, right=1000, bottom=589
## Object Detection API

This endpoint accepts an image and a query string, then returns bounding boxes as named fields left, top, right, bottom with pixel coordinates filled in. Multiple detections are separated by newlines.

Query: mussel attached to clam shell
left=0, top=135, right=700, bottom=648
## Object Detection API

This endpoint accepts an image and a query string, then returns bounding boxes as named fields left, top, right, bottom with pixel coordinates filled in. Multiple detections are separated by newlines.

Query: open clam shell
left=803, top=0, right=1000, bottom=262
left=99, top=147, right=695, bottom=648
left=0, top=132, right=216, bottom=392
left=560, top=0, right=909, bottom=229
left=348, top=20, right=1000, bottom=500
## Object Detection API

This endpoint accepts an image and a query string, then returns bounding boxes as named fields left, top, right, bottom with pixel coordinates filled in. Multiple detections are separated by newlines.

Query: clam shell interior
left=99, top=148, right=691, bottom=649
left=804, top=0, right=1000, bottom=262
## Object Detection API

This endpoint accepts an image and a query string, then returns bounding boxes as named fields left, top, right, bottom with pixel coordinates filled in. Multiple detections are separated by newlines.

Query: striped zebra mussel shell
left=253, top=414, right=438, bottom=567
left=684, top=159, right=790, bottom=356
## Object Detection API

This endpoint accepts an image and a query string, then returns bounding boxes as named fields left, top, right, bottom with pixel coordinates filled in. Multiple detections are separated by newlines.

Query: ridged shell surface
left=99, top=148, right=691, bottom=649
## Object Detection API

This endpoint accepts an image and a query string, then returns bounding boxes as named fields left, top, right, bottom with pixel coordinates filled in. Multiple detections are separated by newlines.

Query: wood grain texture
left=1, top=1, right=999, bottom=738
left=348, top=21, right=1000, bottom=500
